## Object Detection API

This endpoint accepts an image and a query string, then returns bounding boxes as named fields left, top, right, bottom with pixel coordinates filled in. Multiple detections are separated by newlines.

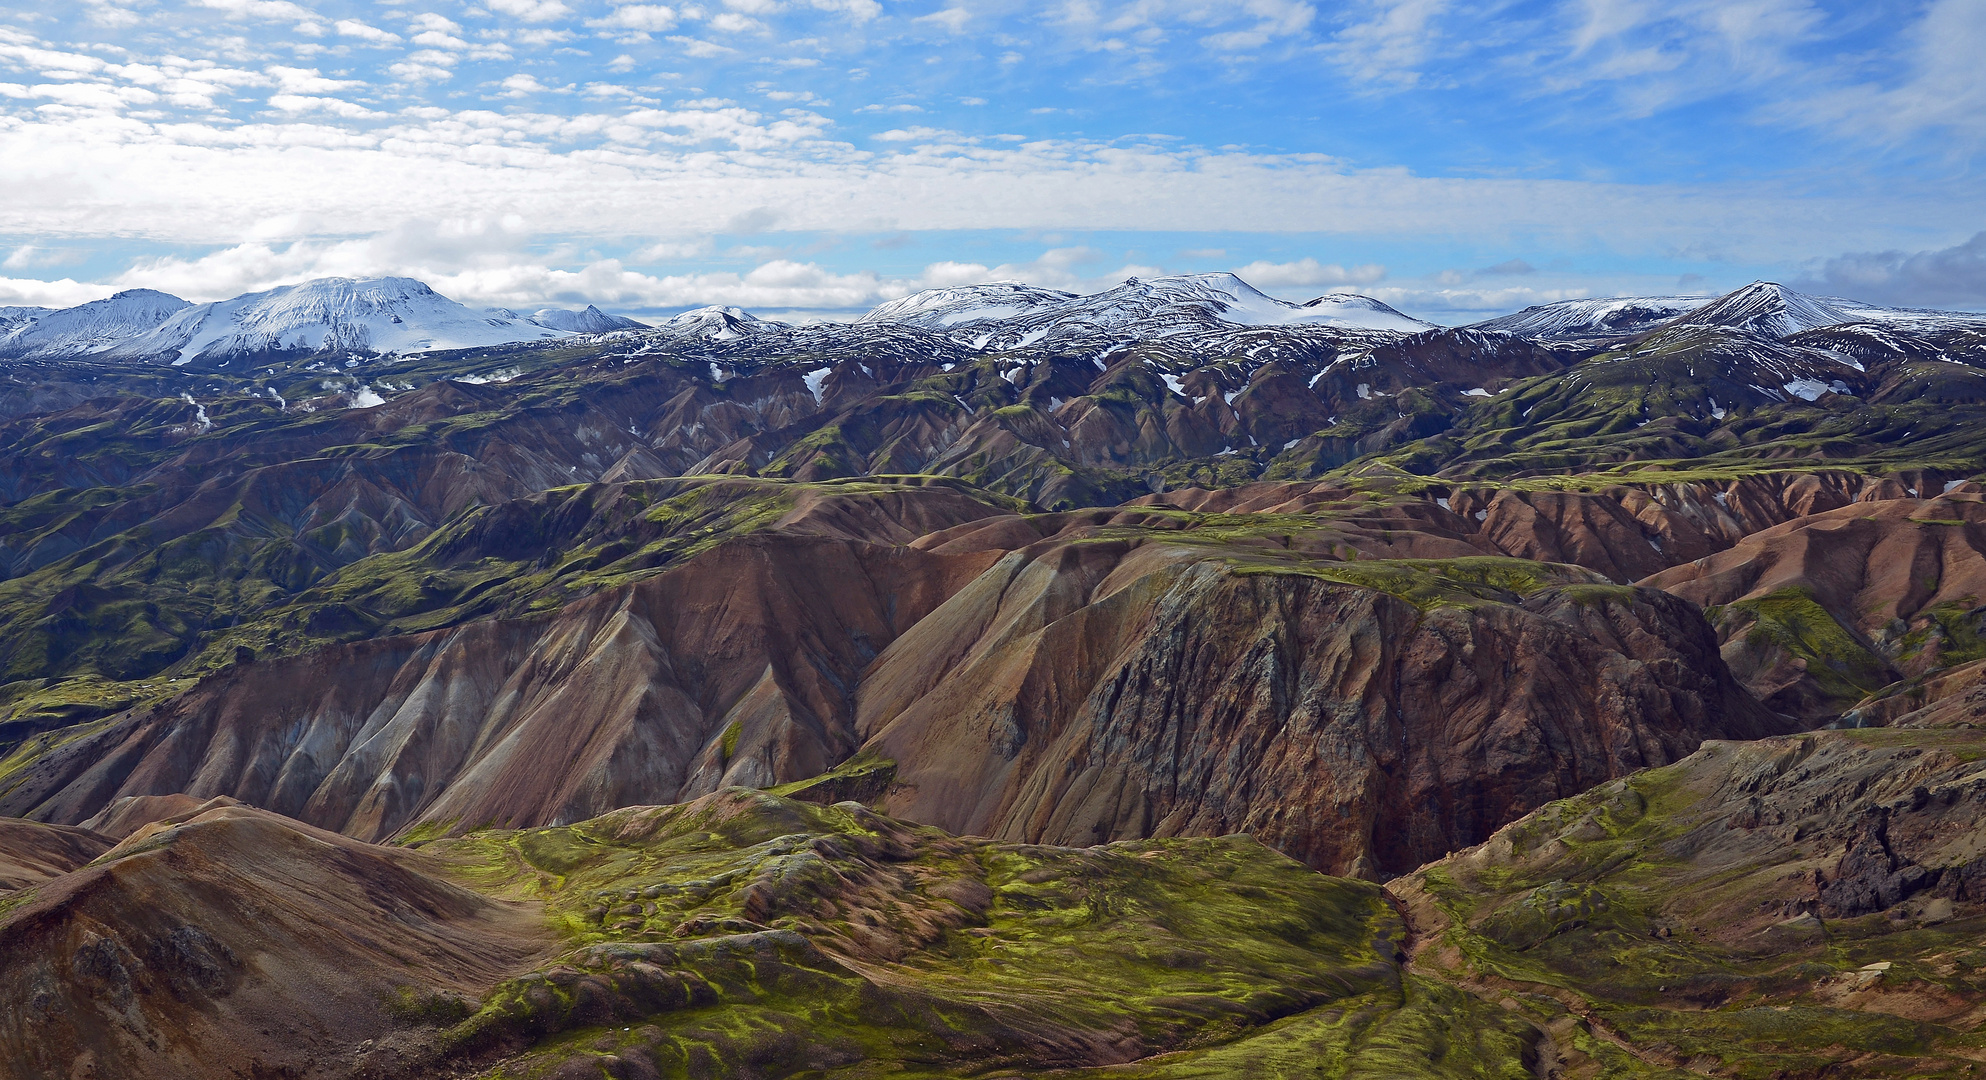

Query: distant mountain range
left=0, top=277, right=647, bottom=367
left=7, top=271, right=1979, bottom=374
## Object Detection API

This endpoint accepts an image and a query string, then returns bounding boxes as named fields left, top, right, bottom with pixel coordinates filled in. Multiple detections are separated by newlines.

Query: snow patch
left=803, top=366, right=832, bottom=404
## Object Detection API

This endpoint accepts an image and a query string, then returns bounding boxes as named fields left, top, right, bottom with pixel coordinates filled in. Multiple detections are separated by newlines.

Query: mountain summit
left=1668, top=281, right=1858, bottom=337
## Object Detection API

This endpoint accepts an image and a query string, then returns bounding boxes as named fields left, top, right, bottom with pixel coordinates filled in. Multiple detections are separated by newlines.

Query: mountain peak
left=1674, top=280, right=1856, bottom=337
left=859, top=281, right=1077, bottom=328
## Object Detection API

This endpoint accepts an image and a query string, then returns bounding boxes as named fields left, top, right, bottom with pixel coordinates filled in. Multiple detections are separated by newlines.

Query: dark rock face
left=1819, top=812, right=1936, bottom=916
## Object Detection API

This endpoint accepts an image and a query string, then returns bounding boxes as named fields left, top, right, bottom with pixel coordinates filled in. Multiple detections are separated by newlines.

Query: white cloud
left=1329, top=0, right=1449, bottom=87
left=916, top=8, right=971, bottom=34
left=487, top=0, right=574, bottom=22
left=409, top=13, right=465, bottom=34
left=498, top=73, right=561, bottom=97
left=334, top=19, right=402, bottom=44
left=669, top=36, right=736, bottom=56
left=191, top=0, right=317, bottom=22
left=268, top=66, right=361, bottom=94
left=389, top=59, right=455, bottom=82
left=413, top=29, right=475, bottom=50
left=1230, top=257, right=1385, bottom=288
left=1786, top=0, right=1986, bottom=144
left=588, top=5, right=680, bottom=33
left=802, top=0, right=880, bottom=23
left=0, top=106, right=1956, bottom=268
left=80, top=0, right=147, bottom=28
left=268, top=93, right=380, bottom=116
left=871, top=125, right=955, bottom=141
left=0, top=276, right=114, bottom=308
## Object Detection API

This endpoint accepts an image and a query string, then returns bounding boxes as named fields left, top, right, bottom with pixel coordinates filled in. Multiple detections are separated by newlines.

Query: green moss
left=1719, top=586, right=1893, bottom=704
left=1232, top=555, right=1596, bottom=611
left=416, top=789, right=1417, bottom=1079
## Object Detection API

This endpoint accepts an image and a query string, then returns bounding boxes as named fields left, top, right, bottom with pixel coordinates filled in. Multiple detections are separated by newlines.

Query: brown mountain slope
left=1646, top=492, right=1986, bottom=720
left=3, top=790, right=1522, bottom=1080
left=0, top=534, right=1001, bottom=841
left=0, top=804, right=550, bottom=1080
left=0, top=817, right=108, bottom=891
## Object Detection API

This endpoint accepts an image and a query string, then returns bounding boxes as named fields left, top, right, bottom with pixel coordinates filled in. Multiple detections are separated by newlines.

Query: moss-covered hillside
left=403, top=789, right=1535, bottom=1079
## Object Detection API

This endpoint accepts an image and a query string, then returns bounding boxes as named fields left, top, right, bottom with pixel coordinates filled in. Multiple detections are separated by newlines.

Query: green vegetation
left=1718, top=586, right=1896, bottom=706
left=409, top=788, right=1491, bottom=1079
left=0, top=473, right=1022, bottom=731
left=1233, top=555, right=1606, bottom=611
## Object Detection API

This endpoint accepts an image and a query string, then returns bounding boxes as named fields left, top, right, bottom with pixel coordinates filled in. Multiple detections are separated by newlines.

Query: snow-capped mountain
left=525, top=305, right=647, bottom=333
left=654, top=306, right=769, bottom=342
left=0, top=290, right=192, bottom=360
left=859, top=282, right=1078, bottom=329
left=1473, top=282, right=1986, bottom=344
left=864, top=273, right=1430, bottom=352
left=97, top=278, right=570, bottom=365
left=1294, top=292, right=1433, bottom=331
left=1669, top=282, right=1859, bottom=338
left=1468, top=296, right=1712, bottom=340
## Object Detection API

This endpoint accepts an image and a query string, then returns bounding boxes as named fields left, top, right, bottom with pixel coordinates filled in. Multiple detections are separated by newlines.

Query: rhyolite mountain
left=5, top=272, right=1986, bottom=1078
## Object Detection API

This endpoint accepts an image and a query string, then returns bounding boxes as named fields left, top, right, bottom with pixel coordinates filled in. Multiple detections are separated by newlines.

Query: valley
left=4, top=272, right=1986, bottom=1077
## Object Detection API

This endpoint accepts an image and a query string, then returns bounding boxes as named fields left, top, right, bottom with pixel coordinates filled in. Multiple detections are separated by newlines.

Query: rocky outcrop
left=1394, top=724, right=1986, bottom=1075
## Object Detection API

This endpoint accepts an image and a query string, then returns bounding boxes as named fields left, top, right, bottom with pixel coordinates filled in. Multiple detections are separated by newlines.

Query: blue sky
left=0, top=0, right=1980, bottom=322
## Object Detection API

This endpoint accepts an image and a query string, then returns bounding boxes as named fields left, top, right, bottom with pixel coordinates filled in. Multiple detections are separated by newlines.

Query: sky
left=0, top=0, right=1981, bottom=323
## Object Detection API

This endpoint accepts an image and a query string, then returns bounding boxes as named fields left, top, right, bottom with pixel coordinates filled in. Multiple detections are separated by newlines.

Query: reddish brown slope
left=1646, top=493, right=1986, bottom=720
left=4, top=483, right=1796, bottom=874
left=0, top=805, right=547, bottom=1080
left=0, top=818, right=109, bottom=891
left=0, top=535, right=999, bottom=841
